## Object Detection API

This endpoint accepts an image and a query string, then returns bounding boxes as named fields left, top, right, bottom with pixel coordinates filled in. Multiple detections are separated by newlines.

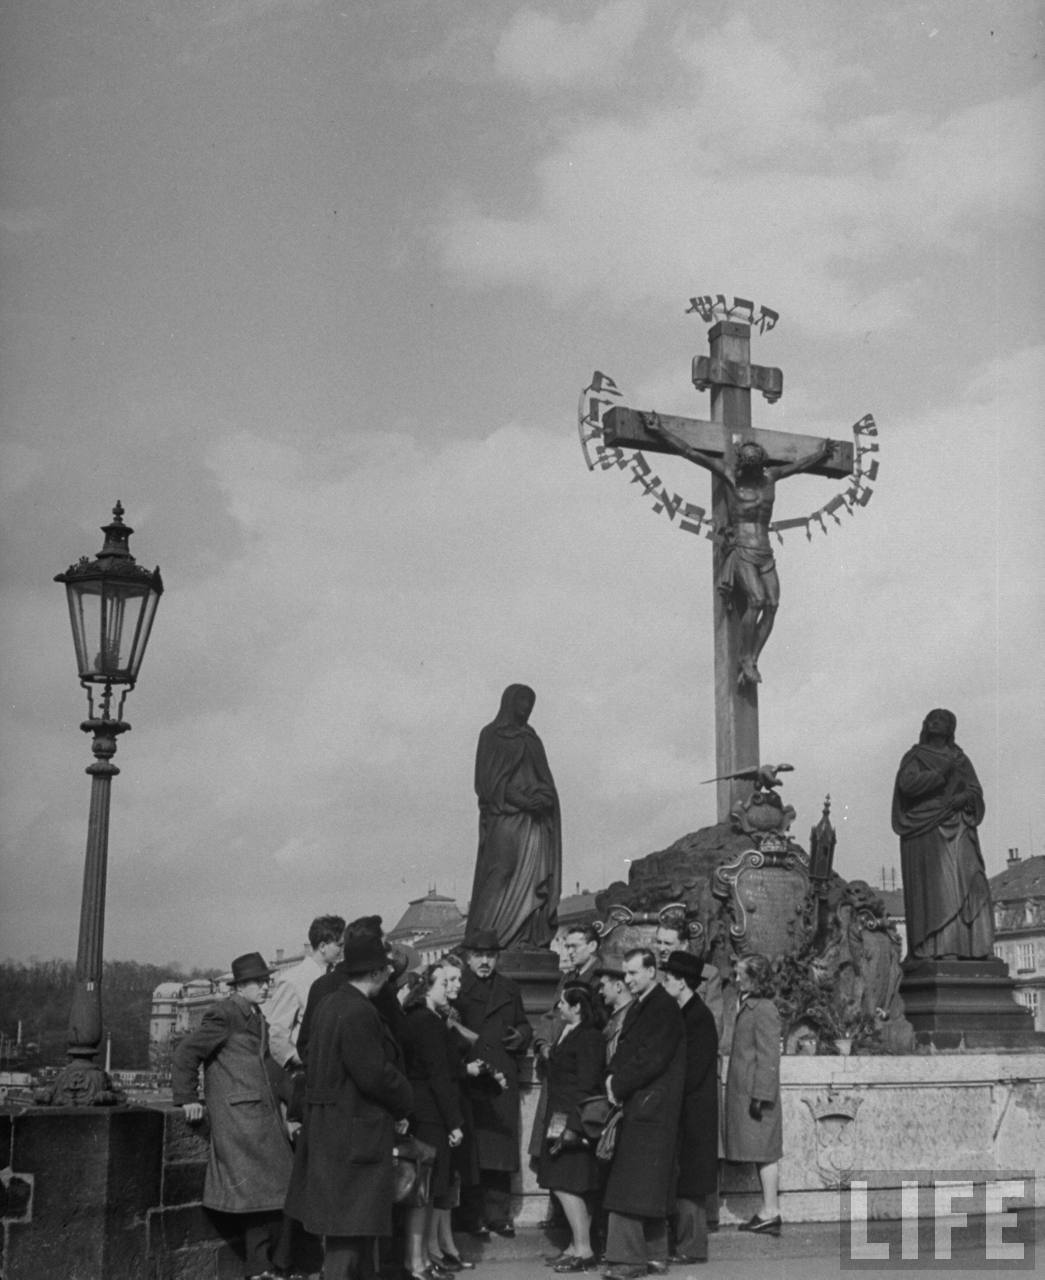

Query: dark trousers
left=707, top=1182, right=720, bottom=1226
left=324, top=1234, right=378, bottom=1280
left=674, top=1195, right=708, bottom=1260
left=604, top=1211, right=668, bottom=1266
left=206, top=1209, right=282, bottom=1276
left=459, top=1169, right=512, bottom=1228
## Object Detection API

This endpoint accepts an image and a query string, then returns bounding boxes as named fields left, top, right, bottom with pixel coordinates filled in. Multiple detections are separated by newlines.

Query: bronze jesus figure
left=644, top=414, right=834, bottom=685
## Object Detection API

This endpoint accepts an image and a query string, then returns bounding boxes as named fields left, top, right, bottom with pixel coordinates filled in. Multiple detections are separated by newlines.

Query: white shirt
left=261, top=953, right=326, bottom=1067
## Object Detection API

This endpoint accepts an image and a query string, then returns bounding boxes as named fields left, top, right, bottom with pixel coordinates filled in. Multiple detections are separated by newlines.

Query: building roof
left=990, top=854, right=1045, bottom=903
left=876, top=887, right=905, bottom=916
left=388, top=888, right=465, bottom=940
left=557, top=891, right=598, bottom=924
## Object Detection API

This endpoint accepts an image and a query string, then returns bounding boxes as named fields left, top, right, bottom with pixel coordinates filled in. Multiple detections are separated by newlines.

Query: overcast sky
left=1, top=0, right=1042, bottom=971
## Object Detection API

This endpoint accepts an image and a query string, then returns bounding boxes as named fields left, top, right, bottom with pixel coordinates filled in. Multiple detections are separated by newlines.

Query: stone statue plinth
left=497, top=947, right=562, bottom=1020
left=899, top=958, right=1043, bottom=1050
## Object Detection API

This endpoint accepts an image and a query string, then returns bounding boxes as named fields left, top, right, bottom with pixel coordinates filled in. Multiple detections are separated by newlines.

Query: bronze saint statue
left=467, top=684, right=561, bottom=949
left=644, top=417, right=834, bottom=684
left=891, top=708, right=994, bottom=960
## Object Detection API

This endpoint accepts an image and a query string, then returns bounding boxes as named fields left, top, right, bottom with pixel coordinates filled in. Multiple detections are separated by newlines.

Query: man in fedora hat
left=173, top=951, right=301, bottom=1280
left=296, top=915, right=410, bottom=1065
left=452, top=928, right=532, bottom=1238
left=285, top=929, right=413, bottom=1280
left=661, top=951, right=719, bottom=1265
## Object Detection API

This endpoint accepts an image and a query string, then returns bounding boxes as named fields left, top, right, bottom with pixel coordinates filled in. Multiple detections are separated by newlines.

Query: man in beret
left=661, top=951, right=719, bottom=1265
left=452, top=928, right=532, bottom=1239
left=285, top=931, right=413, bottom=1280
left=173, top=951, right=300, bottom=1280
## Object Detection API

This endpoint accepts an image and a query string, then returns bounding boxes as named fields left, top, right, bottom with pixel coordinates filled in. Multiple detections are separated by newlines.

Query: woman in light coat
left=723, top=953, right=782, bottom=1236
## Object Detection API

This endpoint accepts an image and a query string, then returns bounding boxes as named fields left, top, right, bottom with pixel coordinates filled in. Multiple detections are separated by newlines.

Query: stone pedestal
left=2, top=1105, right=163, bottom=1280
left=900, top=958, right=1041, bottom=1050
left=497, top=947, right=562, bottom=1020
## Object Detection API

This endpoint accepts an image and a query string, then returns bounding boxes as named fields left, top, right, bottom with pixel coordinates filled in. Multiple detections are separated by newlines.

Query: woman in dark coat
left=723, top=953, right=782, bottom=1235
left=172, top=952, right=295, bottom=1279
left=537, top=986, right=606, bottom=1271
left=400, top=960, right=467, bottom=1280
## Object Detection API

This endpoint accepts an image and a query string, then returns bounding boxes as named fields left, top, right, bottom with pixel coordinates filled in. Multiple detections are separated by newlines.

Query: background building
left=991, top=849, right=1045, bottom=1031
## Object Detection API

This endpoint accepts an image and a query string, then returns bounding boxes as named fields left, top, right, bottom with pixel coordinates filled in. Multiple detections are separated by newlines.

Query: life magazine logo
left=840, top=1171, right=1036, bottom=1270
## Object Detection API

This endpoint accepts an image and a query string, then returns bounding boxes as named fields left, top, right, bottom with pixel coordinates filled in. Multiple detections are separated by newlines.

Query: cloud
left=494, top=0, right=649, bottom=90
left=437, top=11, right=1043, bottom=332
left=4, top=334, right=1038, bottom=965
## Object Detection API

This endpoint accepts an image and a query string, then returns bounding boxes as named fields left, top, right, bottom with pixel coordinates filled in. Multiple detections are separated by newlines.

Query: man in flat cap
left=173, top=951, right=300, bottom=1280
left=452, top=928, right=532, bottom=1238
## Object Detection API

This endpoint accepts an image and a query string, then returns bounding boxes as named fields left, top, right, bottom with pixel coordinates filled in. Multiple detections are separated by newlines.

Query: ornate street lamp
left=44, top=502, right=163, bottom=1105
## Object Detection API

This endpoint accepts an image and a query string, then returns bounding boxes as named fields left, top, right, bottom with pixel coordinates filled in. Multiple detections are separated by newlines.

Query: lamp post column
left=64, top=716, right=128, bottom=1085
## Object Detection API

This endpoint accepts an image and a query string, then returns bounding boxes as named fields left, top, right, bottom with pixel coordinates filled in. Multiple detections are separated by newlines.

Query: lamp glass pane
left=65, top=576, right=158, bottom=683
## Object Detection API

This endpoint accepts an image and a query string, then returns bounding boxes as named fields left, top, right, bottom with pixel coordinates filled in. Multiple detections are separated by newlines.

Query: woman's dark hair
left=739, top=953, right=775, bottom=999
left=403, top=958, right=460, bottom=1011
left=561, top=983, right=595, bottom=1026
left=400, top=971, right=428, bottom=1010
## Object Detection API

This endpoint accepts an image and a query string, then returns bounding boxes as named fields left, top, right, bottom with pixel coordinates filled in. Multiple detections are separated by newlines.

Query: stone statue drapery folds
left=467, top=684, right=561, bottom=949
left=892, top=708, right=994, bottom=960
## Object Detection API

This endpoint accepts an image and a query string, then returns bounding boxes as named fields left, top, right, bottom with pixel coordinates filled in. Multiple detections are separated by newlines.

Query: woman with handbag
left=537, top=985, right=606, bottom=1272
left=401, top=960, right=472, bottom=1280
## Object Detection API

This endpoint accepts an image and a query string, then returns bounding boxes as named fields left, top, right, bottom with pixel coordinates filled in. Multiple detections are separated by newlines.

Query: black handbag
left=392, top=1135, right=437, bottom=1206
left=577, top=1095, right=612, bottom=1144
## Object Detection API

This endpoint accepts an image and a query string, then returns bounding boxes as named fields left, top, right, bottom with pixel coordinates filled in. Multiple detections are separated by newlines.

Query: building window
left=1016, top=989, right=1040, bottom=1018
left=1017, top=942, right=1035, bottom=972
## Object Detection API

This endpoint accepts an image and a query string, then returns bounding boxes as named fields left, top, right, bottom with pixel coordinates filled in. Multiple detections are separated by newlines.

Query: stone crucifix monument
left=600, top=297, right=857, bottom=822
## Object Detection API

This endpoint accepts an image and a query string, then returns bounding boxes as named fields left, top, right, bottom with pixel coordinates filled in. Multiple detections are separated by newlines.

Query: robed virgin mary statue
left=467, top=684, right=562, bottom=949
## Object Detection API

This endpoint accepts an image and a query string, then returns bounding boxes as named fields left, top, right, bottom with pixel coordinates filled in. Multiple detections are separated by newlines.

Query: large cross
left=601, top=315, right=853, bottom=823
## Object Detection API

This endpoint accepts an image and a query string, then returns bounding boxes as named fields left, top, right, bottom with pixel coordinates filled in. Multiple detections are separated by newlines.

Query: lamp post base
left=35, top=1053, right=125, bottom=1107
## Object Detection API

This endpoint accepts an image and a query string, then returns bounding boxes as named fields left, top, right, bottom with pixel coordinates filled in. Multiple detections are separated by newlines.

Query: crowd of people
left=171, top=915, right=783, bottom=1280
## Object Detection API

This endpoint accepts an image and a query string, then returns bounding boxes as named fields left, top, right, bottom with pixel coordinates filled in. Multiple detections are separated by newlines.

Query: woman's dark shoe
left=434, top=1254, right=475, bottom=1272
left=552, top=1257, right=598, bottom=1273
left=487, top=1223, right=515, bottom=1239
left=737, top=1213, right=782, bottom=1236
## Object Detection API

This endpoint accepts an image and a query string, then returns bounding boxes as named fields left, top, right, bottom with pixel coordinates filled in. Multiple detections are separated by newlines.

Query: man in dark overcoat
left=172, top=951, right=299, bottom=1279
left=451, top=929, right=533, bottom=1237
left=601, top=947, right=685, bottom=1280
left=661, top=951, right=719, bottom=1265
left=284, top=932, right=413, bottom=1280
